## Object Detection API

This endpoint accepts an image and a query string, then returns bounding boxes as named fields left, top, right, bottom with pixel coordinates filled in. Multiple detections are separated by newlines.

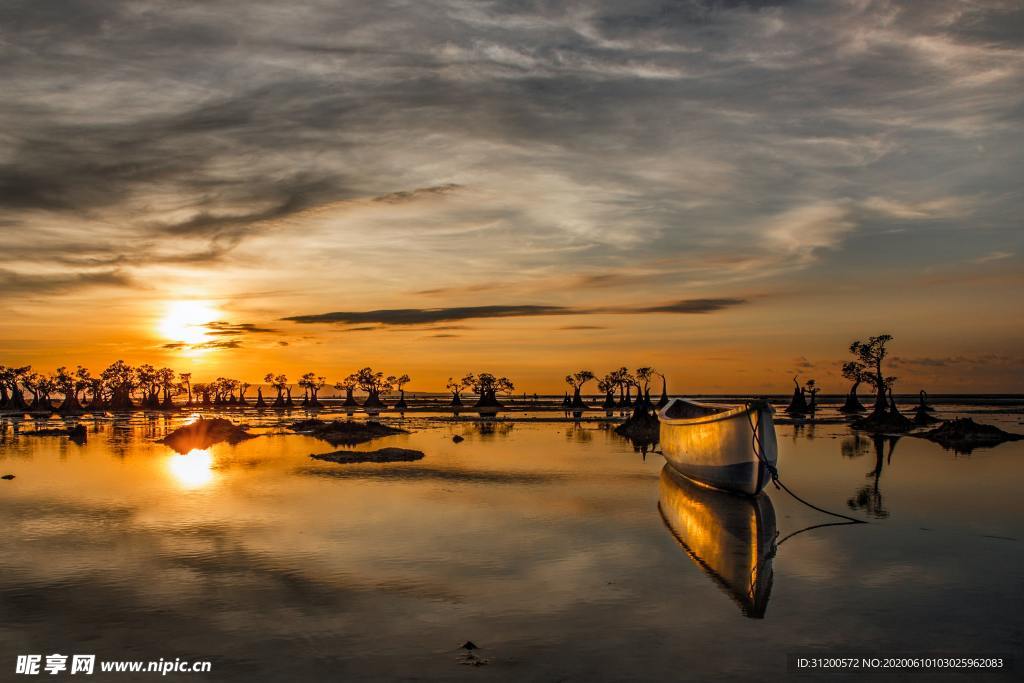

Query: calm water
left=1, top=405, right=1022, bottom=681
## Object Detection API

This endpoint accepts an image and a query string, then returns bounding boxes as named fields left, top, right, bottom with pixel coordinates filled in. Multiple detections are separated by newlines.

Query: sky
left=1, top=0, right=1022, bottom=393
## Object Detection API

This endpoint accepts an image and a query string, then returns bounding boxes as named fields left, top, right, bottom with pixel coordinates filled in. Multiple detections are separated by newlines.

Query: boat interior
left=662, top=399, right=731, bottom=420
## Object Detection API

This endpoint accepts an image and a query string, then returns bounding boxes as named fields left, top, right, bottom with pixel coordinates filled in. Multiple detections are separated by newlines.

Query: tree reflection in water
left=847, top=434, right=898, bottom=519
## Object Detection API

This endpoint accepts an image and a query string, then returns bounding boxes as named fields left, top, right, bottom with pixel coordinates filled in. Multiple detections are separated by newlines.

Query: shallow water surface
left=1, top=408, right=1022, bottom=680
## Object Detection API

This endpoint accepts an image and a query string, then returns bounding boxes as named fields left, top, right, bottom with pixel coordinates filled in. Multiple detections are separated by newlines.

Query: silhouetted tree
left=299, top=372, right=325, bottom=407
left=609, top=367, right=632, bottom=408
left=392, top=374, right=411, bottom=409
left=335, top=373, right=359, bottom=407
left=614, top=367, right=661, bottom=441
left=840, top=360, right=868, bottom=413
left=785, top=376, right=808, bottom=415
left=0, top=365, right=8, bottom=409
left=445, top=377, right=466, bottom=407
left=3, top=366, right=32, bottom=411
left=85, top=370, right=105, bottom=410
left=655, top=371, right=670, bottom=410
left=179, top=372, right=193, bottom=406
left=265, top=373, right=288, bottom=408
left=598, top=374, right=617, bottom=413
left=73, top=366, right=94, bottom=408
left=132, top=364, right=156, bottom=409
left=913, top=390, right=940, bottom=425
left=193, top=382, right=212, bottom=407
left=849, top=335, right=895, bottom=417
left=804, top=379, right=820, bottom=414
left=35, top=374, right=56, bottom=413
left=20, top=370, right=41, bottom=410
left=565, top=370, right=595, bottom=413
left=53, top=366, right=84, bottom=414
left=630, top=367, right=656, bottom=418
left=156, top=367, right=177, bottom=409
left=465, top=372, right=514, bottom=413
left=355, top=367, right=391, bottom=411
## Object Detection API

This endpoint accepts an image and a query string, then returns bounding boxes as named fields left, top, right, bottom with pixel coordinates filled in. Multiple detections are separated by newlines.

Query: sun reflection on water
left=167, top=449, right=215, bottom=489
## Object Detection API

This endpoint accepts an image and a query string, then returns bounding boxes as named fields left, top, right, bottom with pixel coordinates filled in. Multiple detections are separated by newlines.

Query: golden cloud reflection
left=167, top=448, right=216, bottom=489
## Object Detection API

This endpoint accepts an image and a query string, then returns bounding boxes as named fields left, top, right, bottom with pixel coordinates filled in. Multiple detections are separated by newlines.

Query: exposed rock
left=614, top=412, right=660, bottom=442
left=24, top=424, right=87, bottom=443
left=1, top=474, right=14, bottom=480
left=289, top=419, right=407, bottom=446
left=452, top=435, right=464, bottom=443
left=68, top=424, right=87, bottom=444
left=159, top=418, right=254, bottom=453
left=457, top=641, right=488, bottom=666
left=853, top=409, right=915, bottom=433
left=310, top=447, right=424, bottom=464
left=913, top=418, right=1023, bottom=455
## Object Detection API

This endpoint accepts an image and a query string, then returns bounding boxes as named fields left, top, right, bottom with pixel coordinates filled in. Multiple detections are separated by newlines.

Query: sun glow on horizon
left=158, top=300, right=220, bottom=345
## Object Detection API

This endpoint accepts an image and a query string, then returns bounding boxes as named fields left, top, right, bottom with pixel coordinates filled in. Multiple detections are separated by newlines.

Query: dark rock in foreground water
left=159, top=418, right=254, bottom=453
left=310, top=447, right=424, bottom=464
left=452, top=435, right=464, bottom=443
left=289, top=419, right=407, bottom=446
left=913, top=418, right=1024, bottom=454
left=1, top=474, right=14, bottom=480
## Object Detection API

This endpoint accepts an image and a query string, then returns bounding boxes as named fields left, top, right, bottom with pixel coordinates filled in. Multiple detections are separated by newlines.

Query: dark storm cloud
left=283, top=298, right=747, bottom=325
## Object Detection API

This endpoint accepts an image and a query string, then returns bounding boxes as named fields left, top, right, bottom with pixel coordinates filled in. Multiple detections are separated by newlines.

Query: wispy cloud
left=971, top=250, right=1014, bottom=264
left=0, top=268, right=132, bottom=295
left=162, top=340, right=242, bottom=351
left=283, top=298, right=747, bottom=326
left=204, top=321, right=278, bottom=336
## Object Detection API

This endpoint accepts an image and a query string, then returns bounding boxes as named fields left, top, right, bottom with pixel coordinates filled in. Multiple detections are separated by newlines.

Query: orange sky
left=1, top=1, right=1022, bottom=393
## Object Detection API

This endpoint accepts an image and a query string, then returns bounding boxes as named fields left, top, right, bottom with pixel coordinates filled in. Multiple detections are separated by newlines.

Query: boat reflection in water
left=658, top=465, right=777, bottom=618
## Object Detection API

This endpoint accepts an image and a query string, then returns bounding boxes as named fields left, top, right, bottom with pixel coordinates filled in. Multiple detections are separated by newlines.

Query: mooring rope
left=747, top=407, right=866, bottom=526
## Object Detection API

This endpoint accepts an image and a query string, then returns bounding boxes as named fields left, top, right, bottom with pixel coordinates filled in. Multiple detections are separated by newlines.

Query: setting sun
left=158, top=301, right=220, bottom=345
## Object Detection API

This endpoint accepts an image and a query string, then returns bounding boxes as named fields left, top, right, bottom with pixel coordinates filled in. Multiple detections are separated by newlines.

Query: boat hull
left=658, top=398, right=778, bottom=496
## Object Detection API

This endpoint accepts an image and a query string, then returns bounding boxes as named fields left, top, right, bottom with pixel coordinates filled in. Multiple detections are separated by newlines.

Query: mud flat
left=310, top=447, right=424, bottom=464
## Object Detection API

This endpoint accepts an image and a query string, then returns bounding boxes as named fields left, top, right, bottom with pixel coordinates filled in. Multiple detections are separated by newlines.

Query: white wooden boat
left=658, top=398, right=778, bottom=496
left=658, top=465, right=777, bottom=618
